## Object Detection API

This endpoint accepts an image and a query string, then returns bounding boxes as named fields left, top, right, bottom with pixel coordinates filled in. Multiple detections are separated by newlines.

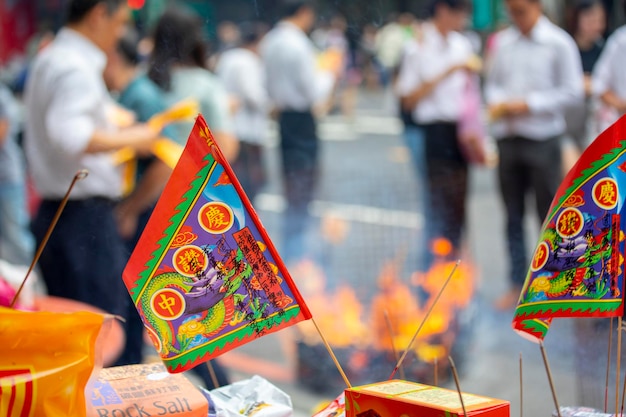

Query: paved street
left=211, top=88, right=621, bottom=417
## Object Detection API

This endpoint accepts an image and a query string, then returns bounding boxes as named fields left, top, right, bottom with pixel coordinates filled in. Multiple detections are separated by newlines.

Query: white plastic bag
left=207, top=375, right=293, bottom=417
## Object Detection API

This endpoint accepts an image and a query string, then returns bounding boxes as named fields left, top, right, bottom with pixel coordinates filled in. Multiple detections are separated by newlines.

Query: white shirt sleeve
left=395, top=44, right=420, bottom=98
left=295, top=43, right=320, bottom=105
left=484, top=40, right=509, bottom=105
left=592, top=32, right=620, bottom=97
left=45, top=66, right=98, bottom=155
left=526, top=36, right=584, bottom=114
left=237, top=58, right=269, bottom=112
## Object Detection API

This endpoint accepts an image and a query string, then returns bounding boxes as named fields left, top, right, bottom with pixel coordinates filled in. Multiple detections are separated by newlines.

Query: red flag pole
left=611, top=332, right=626, bottom=415
left=206, top=361, right=220, bottom=389
left=615, top=317, right=623, bottom=417
left=10, top=170, right=89, bottom=308
left=540, top=341, right=561, bottom=417
left=312, top=317, right=352, bottom=388
left=389, top=260, right=459, bottom=380
left=519, top=352, right=524, bottom=417
left=606, top=317, right=614, bottom=413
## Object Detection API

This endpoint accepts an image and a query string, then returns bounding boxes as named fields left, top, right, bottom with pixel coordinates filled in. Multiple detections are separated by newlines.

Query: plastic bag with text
left=204, top=375, right=293, bottom=417
left=0, top=307, right=106, bottom=417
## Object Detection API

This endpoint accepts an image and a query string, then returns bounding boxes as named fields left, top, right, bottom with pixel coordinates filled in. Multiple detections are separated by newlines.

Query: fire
left=295, top=239, right=477, bottom=374
left=295, top=261, right=370, bottom=348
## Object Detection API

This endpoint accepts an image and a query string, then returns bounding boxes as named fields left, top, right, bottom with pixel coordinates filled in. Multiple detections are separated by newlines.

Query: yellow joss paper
left=111, top=98, right=194, bottom=169
left=0, top=307, right=106, bottom=417
left=111, top=146, right=136, bottom=166
left=151, top=138, right=184, bottom=169
left=148, top=98, right=200, bottom=131
left=111, top=138, right=183, bottom=170
left=318, top=48, right=343, bottom=73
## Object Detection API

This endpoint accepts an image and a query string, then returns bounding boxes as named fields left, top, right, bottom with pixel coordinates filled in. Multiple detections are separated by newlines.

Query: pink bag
left=458, top=73, right=488, bottom=165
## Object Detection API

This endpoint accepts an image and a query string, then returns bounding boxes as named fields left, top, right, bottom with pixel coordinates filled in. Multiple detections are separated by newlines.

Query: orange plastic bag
left=0, top=307, right=106, bottom=417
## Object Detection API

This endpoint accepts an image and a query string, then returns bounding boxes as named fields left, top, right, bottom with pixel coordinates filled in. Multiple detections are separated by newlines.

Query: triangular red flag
left=512, top=116, right=626, bottom=342
left=123, top=115, right=311, bottom=372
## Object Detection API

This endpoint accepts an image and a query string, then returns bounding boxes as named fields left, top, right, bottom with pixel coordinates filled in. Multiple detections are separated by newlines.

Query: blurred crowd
left=0, top=0, right=623, bottom=387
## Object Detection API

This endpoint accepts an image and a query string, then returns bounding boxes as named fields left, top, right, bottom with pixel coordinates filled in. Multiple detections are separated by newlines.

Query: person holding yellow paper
left=23, top=0, right=160, bottom=318
left=395, top=0, right=479, bottom=269
left=485, top=0, right=584, bottom=310
left=103, top=27, right=176, bottom=367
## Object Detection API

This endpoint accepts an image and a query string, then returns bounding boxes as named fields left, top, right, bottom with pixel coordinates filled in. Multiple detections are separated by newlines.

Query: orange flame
left=296, top=239, right=476, bottom=365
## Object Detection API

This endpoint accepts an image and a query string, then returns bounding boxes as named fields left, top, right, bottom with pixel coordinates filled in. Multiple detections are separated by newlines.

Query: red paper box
left=345, top=380, right=510, bottom=417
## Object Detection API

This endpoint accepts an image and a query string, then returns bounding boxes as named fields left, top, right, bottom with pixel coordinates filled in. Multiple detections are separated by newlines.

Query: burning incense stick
left=616, top=317, right=623, bottom=417
left=312, top=317, right=352, bottom=388
left=519, top=352, right=524, bottom=417
left=388, top=260, right=460, bottom=380
left=10, top=170, right=89, bottom=308
left=449, top=356, right=467, bottom=417
left=207, top=361, right=220, bottom=389
left=434, top=356, right=439, bottom=387
left=606, top=317, right=614, bottom=413
left=539, top=341, right=561, bottom=417
left=383, top=310, right=406, bottom=380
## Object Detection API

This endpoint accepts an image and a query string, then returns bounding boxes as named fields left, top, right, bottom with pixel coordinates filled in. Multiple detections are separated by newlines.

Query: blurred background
left=0, top=0, right=623, bottom=61
left=2, top=1, right=626, bottom=417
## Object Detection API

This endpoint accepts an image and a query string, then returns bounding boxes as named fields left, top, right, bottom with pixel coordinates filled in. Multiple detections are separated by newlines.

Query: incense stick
left=616, top=317, right=623, bottom=417
left=10, top=170, right=89, bottom=308
left=388, top=260, right=460, bottom=380
left=312, top=317, right=352, bottom=388
left=206, top=361, right=220, bottom=389
left=434, top=356, right=439, bottom=386
left=539, top=341, right=561, bottom=417
left=617, top=340, right=626, bottom=415
left=606, top=317, right=614, bottom=413
left=611, top=317, right=626, bottom=415
left=519, top=352, right=524, bottom=417
left=383, top=310, right=406, bottom=380
left=449, top=356, right=467, bottom=417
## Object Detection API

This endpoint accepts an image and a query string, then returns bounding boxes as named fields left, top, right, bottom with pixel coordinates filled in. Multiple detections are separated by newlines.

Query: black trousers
left=278, top=110, right=319, bottom=264
left=497, top=136, right=562, bottom=287
left=32, top=198, right=128, bottom=316
left=422, top=122, right=468, bottom=266
left=231, top=141, right=267, bottom=202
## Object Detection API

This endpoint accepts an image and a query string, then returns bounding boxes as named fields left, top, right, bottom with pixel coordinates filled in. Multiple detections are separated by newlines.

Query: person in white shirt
left=592, top=3, right=626, bottom=131
left=23, top=0, right=159, bottom=317
left=395, top=0, right=477, bottom=269
left=216, top=22, right=269, bottom=202
left=148, top=7, right=239, bottom=163
left=375, top=13, right=416, bottom=86
left=485, top=0, right=584, bottom=309
left=261, top=0, right=331, bottom=266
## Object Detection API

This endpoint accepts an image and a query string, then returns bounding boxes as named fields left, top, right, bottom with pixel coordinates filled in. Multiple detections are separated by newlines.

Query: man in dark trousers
left=23, top=0, right=159, bottom=317
left=261, top=0, right=332, bottom=266
left=485, top=0, right=584, bottom=309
